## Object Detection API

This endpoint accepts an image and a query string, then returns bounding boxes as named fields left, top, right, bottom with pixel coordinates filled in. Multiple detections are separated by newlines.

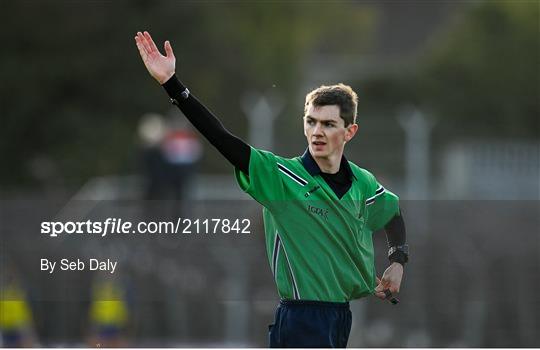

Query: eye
left=306, top=119, right=315, bottom=125
left=324, top=122, right=335, bottom=128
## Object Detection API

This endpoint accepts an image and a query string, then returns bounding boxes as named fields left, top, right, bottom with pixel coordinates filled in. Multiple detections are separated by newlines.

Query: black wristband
left=389, top=250, right=408, bottom=266
left=388, top=244, right=409, bottom=266
left=162, top=75, right=189, bottom=105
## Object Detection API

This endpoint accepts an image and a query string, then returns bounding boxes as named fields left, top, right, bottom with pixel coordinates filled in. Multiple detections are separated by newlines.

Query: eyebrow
left=305, top=115, right=338, bottom=124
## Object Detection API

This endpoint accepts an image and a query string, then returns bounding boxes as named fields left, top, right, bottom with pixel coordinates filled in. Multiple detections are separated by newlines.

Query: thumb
left=375, top=277, right=384, bottom=292
left=164, top=40, right=175, bottom=58
left=374, top=277, right=386, bottom=299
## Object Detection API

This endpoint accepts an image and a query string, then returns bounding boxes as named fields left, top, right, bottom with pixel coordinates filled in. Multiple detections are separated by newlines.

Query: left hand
left=374, top=262, right=404, bottom=300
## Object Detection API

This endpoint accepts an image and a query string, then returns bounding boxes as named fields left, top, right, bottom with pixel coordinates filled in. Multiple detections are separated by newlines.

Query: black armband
left=162, top=75, right=190, bottom=105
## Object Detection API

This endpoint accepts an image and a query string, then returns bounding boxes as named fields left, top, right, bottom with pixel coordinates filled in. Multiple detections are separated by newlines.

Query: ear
left=344, top=123, right=358, bottom=142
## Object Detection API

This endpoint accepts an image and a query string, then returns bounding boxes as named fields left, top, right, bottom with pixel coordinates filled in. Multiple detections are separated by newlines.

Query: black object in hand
left=384, top=289, right=400, bottom=305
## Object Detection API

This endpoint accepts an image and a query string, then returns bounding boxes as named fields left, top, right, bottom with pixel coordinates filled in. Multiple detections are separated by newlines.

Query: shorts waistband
left=279, top=299, right=350, bottom=308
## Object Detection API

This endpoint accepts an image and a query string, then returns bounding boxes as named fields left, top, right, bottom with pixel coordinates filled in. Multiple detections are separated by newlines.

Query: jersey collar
left=300, top=148, right=357, bottom=180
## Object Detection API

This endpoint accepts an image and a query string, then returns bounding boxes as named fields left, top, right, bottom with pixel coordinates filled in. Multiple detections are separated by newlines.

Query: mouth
left=311, top=141, right=326, bottom=150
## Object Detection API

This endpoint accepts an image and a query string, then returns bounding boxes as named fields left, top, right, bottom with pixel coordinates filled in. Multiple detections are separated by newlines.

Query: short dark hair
left=304, top=84, right=358, bottom=126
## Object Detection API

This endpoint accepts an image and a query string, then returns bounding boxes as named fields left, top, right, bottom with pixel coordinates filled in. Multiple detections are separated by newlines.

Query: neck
left=311, top=149, right=343, bottom=174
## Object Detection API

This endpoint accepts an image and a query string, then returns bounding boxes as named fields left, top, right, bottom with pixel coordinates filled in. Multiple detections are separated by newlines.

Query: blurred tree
left=359, top=1, right=539, bottom=140
left=418, top=0, right=539, bottom=139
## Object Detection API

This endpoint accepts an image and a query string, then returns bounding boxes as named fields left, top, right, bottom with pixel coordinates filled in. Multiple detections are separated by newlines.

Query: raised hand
left=134, top=31, right=176, bottom=84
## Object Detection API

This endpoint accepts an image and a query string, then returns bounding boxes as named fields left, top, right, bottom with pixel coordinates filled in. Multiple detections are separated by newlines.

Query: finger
left=138, top=31, right=153, bottom=55
left=134, top=35, right=145, bottom=52
left=389, top=285, right=400, bottom=294
left=135, top=38, right=149, bottom=62
left=135, top=39, right=147, bottom=60
left=374, top=291, right=386, bottom=299
left=136, top=31, right=146, bottom=44
left=375, top=277, right=388, bottom=291
left=144, top=31, right=160, bottom=55
left=164, top=40, right=175, bottom=59
left=136, top=32, right=150, bottom=55
left=376, top=276, right=381, bottom=284
left=143, top=34, right=155, bottom=55
left=386, top=278, right=401, bottom=294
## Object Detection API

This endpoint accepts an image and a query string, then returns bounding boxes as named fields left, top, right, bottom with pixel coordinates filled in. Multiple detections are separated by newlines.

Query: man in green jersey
left=135, top=31, right=408, bottom=348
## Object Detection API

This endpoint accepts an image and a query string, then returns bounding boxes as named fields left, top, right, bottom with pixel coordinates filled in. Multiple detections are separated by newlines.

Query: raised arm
left=134, top=31, right=251, bottom=175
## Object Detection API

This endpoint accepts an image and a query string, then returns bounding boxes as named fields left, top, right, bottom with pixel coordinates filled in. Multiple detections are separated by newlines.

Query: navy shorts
left=268, top=299, right=352, bottom=348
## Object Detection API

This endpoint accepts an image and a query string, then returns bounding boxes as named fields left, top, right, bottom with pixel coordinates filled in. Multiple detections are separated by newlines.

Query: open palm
left=135, top=31, right=176, bottom=84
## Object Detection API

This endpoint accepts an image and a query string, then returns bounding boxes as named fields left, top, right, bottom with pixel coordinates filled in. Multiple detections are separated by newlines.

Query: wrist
left=159, top=71, right=175, bottom=85
left=391, top=261, right=405, bottom=269
left=162, top=75, right=190, bottom=104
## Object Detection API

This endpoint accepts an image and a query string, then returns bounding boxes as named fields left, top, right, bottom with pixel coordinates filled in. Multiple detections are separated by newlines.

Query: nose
left=313, top=122, right=324, bottom=136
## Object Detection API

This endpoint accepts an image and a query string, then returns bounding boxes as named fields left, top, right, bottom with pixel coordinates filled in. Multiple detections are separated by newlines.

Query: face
left=303, top=103, right=358, bottom=160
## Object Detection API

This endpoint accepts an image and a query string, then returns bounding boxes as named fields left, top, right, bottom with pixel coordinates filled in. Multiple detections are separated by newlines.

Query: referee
left=135, top=31, right=408, bottom=348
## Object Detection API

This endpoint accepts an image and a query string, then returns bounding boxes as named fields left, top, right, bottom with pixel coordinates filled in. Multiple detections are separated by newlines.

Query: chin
left=310, top=147, right=329, bottom=158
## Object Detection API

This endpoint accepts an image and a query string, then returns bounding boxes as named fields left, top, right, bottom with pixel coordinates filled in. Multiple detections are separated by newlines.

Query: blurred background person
left=138, top=112, right=202, bottom=221
left=0, top=265, right=36, bottom=347
left=87, top=278, right=131, bottom=347
left=138, top=113, right=201, bottom=201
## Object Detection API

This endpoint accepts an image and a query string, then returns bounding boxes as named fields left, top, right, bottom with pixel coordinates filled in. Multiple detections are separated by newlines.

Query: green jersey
left=235, top=147, right=400, bottom=302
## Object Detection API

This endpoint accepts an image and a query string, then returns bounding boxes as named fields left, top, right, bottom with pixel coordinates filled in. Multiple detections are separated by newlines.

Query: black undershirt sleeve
left=384, top=211, right=408, bottom=265
left=162, top=75, right=251, bottom=175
